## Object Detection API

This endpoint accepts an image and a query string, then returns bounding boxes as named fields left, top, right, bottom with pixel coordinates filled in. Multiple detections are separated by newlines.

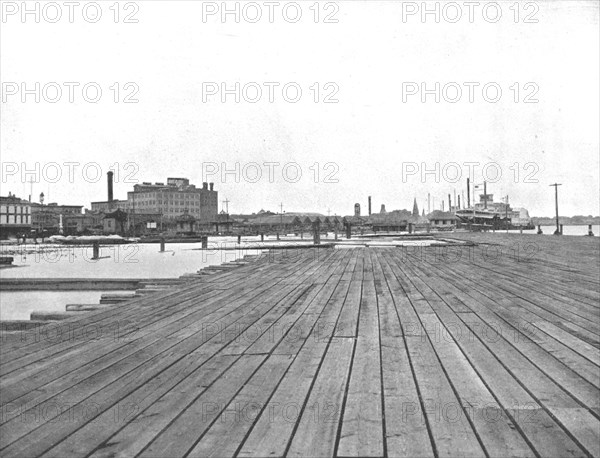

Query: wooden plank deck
left=1, top=234, right=599, bottom=457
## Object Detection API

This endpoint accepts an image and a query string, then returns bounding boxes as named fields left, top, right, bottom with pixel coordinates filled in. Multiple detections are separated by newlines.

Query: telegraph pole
left=549, top=183, right=562, bottom=235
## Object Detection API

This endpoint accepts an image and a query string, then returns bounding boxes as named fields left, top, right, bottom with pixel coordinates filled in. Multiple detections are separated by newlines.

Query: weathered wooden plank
left=287, top=337, right=354, bottom=457
left=337, top=275, right=384, bottom=457
left=186, top=354, right=294, bottom=458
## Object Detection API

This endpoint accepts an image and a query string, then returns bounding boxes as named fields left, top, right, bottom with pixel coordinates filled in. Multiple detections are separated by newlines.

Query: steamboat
left=455, top=182, right=534, bottom=230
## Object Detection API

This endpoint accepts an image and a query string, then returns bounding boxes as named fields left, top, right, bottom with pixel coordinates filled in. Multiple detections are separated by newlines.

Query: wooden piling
left=92, top=241, right=100, bottom=260
left=312, top=221, right=321, bottom=245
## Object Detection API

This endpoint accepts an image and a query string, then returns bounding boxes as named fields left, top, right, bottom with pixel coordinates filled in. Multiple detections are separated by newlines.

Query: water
left=0, top=238, right=263, bottom=321
left=0, top=291, right=128, bottom=321
left=0, top=240, right=262, bottom=279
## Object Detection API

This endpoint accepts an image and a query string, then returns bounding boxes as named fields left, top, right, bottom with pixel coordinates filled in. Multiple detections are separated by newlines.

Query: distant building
left=63, top=213, right=96, bottom=234
left=92, top=177, right=218, bottom=230
left=427, top=210, right=458, bottom=230
left=127, top=178, right=218, bottom=224
left=246, top=213, right=341, bottom=234
left=0, top=193, right=32, bottom=238
left=103, top=209, right=128, bottom=235
left=370, top=209, right=411, bottom=232
left=31, top=202, right=84, bottom=233
left=90, top=199, right=129, bottom=213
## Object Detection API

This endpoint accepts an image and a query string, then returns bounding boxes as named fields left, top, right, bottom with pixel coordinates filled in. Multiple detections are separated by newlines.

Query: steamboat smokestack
left=368, top=196, right=372, bottom=215
left=107, top=171, right=114, bottom=201
left=466, top=178, right=470, bottom=208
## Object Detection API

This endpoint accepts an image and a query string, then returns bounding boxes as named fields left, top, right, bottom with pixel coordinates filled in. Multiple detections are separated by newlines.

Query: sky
left=1, top=0, right=598, bottom=217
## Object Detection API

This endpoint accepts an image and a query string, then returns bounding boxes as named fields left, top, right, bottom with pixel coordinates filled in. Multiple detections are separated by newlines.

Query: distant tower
left=39, top=192, right=45, bottom=205
left=354, top=203, right=361, bottom=217
left=380, top=204, right=386, bottom=214
left=368, top=196, right=372, bottom=215
left=412, top=198, right=419, bottom=217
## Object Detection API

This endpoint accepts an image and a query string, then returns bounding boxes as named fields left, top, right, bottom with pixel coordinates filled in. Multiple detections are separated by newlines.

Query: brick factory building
left=91, top=176, right=219, bottom=233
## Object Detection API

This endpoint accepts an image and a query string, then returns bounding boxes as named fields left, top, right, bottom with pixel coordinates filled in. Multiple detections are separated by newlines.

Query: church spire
left=412, top=198, right=419, bottom=217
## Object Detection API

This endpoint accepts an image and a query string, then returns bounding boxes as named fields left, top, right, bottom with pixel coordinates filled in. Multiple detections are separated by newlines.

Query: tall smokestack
left=458, top=195, right=461, bottom=209
left=448, top=194, right=452, bottom=211
left=368, top=196, right=372, bottom=215
left=466, top=178, right=470, bottom=208
left=428, top=193, right=430, bottom=213
left=107, top=171, right=114, bottom=201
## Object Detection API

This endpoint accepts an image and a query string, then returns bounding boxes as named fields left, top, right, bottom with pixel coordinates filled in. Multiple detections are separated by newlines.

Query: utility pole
left=222, top=199, right=230, bottom=214
left=549, top=183, right=562, bottom=235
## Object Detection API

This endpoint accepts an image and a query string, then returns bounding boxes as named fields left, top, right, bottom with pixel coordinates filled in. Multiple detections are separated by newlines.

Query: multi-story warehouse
left=126, top=178, right=218, bottom=223
left=0, top=193, right=32, bottom=238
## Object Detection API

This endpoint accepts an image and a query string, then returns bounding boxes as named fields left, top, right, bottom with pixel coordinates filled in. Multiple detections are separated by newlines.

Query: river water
left=1, top=238, right=263, bottom=321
